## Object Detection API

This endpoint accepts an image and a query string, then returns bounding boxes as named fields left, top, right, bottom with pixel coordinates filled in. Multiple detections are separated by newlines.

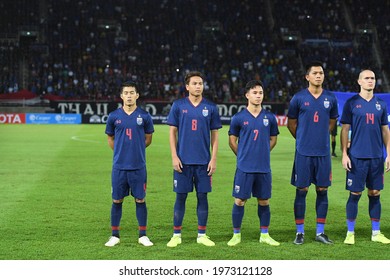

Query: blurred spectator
left=1, top=0, right=389, bottom=100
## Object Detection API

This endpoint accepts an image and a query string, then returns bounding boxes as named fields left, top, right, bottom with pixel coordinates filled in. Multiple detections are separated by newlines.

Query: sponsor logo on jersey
left=243, top=121, right=249, bottom=125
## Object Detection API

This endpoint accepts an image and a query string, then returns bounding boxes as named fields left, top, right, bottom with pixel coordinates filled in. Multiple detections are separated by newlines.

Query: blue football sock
left=136, top=201, right=147, bottom=237
left=173, top=193, right=187, bottom=234
left=369, top=195, right=381, bottom=231
left=197, top=192, right=208, bottom=234
left=258, top=204, right=270, bottom=234
left=294, top=189, right=307, bottom=233
left=346, top=193, right=361, bottom=232
left=111, top=202, right=123, bottom=237
left=232, top=204, right=244, bottom=233
left=347, top=220, right=356, bottom=233
left=316, top=189, right=328, bottom=234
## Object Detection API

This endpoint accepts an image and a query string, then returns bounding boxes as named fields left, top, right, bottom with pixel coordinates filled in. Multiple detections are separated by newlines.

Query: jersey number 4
left=126, top=128, right=132, bottom=140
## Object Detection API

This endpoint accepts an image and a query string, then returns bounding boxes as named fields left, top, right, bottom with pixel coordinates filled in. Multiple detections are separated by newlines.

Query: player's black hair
left=184, top=71, right=205, bottom=85
left=244, top=80, right=264, bottom=94
left=305, top=60, right=324, bottom=75
left=120, top=81, right=138, bottom=93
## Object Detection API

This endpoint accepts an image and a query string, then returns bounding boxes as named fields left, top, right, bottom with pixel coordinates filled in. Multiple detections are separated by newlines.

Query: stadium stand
left=0, top=0, right=389, bottom=103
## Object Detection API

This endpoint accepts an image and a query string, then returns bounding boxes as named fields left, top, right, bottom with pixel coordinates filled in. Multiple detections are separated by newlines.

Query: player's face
left=246, top=85, right=264, bottom=106
left=186, top=76, right=204, bottom=97
left=358, top=70, right=376, bottom=92
left=306, top=66, right=324, bottom=87
left=120, top=86, right=139, bottom=106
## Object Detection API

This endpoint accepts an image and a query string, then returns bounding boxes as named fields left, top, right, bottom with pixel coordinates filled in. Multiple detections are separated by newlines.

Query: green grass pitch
left=0, top=124, right=390, bottom=260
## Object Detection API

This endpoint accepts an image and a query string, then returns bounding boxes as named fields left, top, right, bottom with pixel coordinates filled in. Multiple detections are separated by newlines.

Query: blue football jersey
left=105, top=107, right=154, bottom=170
left=229, top=109, right=279, bottom=173
left=287, top=89, right=339, bottom=156
left=167, top=97, right=222, bottom=165
left=340, top=94, right=388, bottom=158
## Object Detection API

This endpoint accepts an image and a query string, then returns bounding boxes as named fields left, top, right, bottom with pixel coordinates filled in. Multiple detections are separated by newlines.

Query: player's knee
left=316, top=186, right=328, bottom=192
left=296, top=188, right=308, bottom=197
left=258, top=199, right=269, bottom=206
left=196, top=192, right=207, bottom=200
left=176, top=193, right=188, bottom=201
left=316, top=189, right=328, bottom=196
left=113, top=199, right=123, bottom=204
left=135, top=198, right=145, bottom=203
left=368, top=189, right=380, bottom=196
left=235, top=198, right=246, bottom=206
left=350, top=191, right=362, bottom=196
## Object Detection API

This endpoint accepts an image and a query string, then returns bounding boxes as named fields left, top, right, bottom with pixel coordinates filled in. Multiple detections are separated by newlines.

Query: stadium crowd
left=0, top=0, right=389, bottom=103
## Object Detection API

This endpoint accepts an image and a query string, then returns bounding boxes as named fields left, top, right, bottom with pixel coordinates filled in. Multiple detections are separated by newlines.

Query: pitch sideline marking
left=71, top=135, right=102, bottom=144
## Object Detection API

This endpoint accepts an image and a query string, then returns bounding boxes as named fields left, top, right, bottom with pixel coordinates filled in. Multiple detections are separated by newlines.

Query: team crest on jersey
left=376, top=103, right=381, bottom=111
left=324, top=99, right=330, bottom=108
left=136, top=115, right=143, bottom=125
left=347, top=179, right=352, bottom=187
left=234, top=185, right=240, bottom=193
left=263, top=117, right=269, bottom=126
left=202, top=107, right=209, bottom=117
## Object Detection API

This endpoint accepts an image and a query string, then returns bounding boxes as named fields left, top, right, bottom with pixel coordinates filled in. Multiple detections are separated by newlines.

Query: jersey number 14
left=366, top=113, right=374, bottom=124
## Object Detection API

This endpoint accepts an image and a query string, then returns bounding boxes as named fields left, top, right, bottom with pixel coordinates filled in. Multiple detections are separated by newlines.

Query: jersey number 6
left=314, top=111, right=319, bottom=123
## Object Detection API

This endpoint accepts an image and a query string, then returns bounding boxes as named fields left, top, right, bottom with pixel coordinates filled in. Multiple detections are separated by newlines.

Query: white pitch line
left=71, top=135, right=102, bottom=143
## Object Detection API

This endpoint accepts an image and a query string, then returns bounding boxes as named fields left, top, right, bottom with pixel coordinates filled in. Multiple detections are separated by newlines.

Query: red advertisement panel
left=0, top=113, right=26, bottom=124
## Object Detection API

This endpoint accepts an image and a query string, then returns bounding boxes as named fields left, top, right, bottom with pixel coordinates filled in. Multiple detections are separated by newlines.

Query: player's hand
left=172, top=156, right=183, bottom=173
left=385, top=156, right=390, bottom=172
left=207, top=158, right=217, bottom=176
left=342, top=154, right=351, bottom=171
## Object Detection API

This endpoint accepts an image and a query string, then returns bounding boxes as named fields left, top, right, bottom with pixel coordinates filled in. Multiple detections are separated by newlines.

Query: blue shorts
left=233, top=168, right=272, bottom=200
left=173, top=164, right=212, bottom=193
left=291, top=152, right=332, bottom=188
left=346, top=156, right=384, bottom=192
left=111, top=167, right=147, bottom=200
